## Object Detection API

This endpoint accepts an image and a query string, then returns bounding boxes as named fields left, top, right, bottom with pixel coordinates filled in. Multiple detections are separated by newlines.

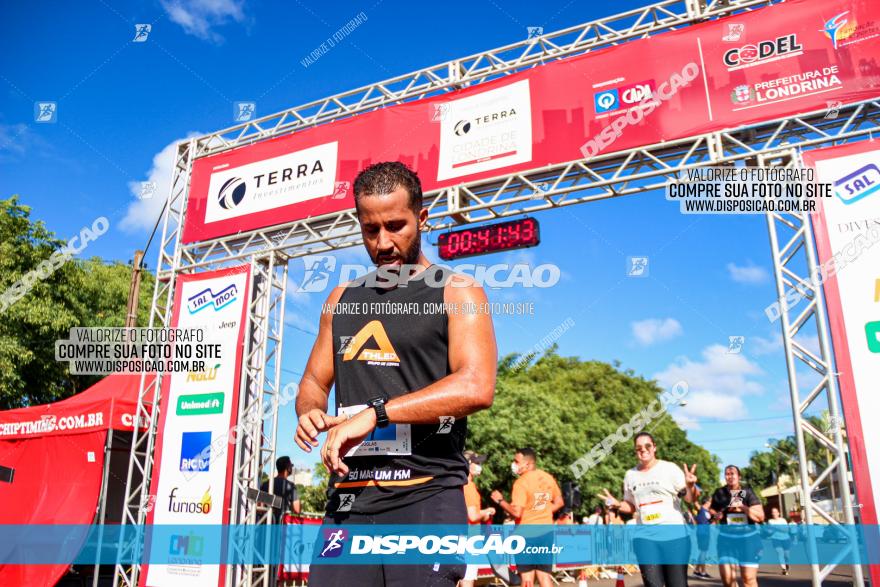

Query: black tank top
left=327, top=266, right=468, bottom=514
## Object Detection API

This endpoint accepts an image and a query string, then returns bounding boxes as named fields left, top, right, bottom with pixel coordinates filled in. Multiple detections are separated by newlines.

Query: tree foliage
left=741, top=413, right=832, bottom=492
left=298, top=465, right=329, bottom=514
left=468, top=347, right=720, bottom=521
left=0, top=196, right=154, bottom=409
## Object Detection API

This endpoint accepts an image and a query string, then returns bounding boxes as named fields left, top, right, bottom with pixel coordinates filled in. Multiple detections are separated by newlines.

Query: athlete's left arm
left=746, top=491, right=765, bottom=523
left=321, top=275, right=497, bottom=475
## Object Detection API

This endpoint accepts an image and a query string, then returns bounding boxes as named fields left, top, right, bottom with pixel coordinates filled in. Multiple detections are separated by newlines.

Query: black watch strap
left=368, top=397, right=389, bottom=428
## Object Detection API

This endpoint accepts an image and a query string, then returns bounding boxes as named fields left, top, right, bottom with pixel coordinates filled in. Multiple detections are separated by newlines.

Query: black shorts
left=308, top=488, right=467, bottom=587
left=717, top=532, right=762, bottom=567
left=515, top=530, right=554, bottom=574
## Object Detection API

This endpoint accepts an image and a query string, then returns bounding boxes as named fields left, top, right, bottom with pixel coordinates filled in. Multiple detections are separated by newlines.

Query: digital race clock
left=437, top=217, right=540, bottom=261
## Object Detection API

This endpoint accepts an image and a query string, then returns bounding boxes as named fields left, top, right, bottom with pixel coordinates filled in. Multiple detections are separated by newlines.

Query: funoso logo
left=167, top=487, right=212, bottom=515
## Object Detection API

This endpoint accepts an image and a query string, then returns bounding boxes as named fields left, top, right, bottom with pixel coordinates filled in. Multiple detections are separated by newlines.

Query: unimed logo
left=177, top=392, right=224, bottom=416
left=319, top=529, right=348, bottom=558
left=866, top=320, right=880, bottom=353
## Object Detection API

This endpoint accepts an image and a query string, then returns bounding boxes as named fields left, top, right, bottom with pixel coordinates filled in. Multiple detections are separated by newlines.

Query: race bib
left=338, top=404, right=411, bottom=456
left=727, top=512, right=748, bottom=525
left=639, top=500, right=670, bottom=525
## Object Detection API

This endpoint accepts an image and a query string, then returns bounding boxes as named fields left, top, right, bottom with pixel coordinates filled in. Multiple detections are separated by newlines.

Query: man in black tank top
left=294, top=162, right=498, bottom=586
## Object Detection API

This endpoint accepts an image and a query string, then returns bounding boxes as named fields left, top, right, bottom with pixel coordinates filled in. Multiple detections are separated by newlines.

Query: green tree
left=469, top=348, right=719, bottom=521
left=298, top=465, right=329, bottom=514
left=0, top=196, right=154, bottom=409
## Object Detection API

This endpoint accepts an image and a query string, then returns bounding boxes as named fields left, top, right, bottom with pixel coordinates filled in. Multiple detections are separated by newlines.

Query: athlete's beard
left=371, top=230, right=422, bottom=267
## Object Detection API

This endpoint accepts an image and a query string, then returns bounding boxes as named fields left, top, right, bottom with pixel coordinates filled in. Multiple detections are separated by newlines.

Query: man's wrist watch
left=367, top=397, right=389, bottom=428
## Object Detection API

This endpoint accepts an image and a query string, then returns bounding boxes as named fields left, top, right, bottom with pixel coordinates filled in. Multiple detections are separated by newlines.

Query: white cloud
left=727, top=261, right=770, bottom=284
left=655, top=344, right=764, bottom=396
left=750, top=332, right=783, bottom=356
left=161, top=0, right=246, bottom=42
left=676, top=391, right=749, bottom=423
left=0, top=123, right=29, bottom=155
left=632, top=318, right=683, bottom=346
left=120, top=134, right=200, bottom=233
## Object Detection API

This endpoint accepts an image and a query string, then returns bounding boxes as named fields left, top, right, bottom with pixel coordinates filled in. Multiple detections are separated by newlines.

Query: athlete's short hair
left=516, top=447, right=537, bottom=463
left=633, top=431, right=655, bottom=446
left=276, top=455, right=292, bottom=474
left=353, top=161, right=423, bottom=217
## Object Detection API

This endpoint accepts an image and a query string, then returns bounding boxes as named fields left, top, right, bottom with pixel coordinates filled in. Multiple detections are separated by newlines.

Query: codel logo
left=217, top=177, right=247, bottom=210
left=722, top=34, right=802, bottom=69
left=833, top=163, right=880, bottom=205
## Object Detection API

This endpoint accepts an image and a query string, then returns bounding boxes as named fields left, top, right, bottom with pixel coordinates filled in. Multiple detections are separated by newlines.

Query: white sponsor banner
left=143, top=267, right=250, bottom=587
left=806, top=142, right=880, bottom=528
left=437, top=79, right=533, bottom=181
left=204, top=141, right=338, bottom=224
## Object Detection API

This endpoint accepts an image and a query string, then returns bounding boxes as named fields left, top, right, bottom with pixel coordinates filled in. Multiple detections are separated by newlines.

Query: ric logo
left=833, top=163, right=880, bottom=205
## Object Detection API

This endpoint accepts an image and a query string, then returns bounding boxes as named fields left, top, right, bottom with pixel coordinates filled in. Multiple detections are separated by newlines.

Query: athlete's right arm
left=294, top=286, right=345, bottom=452
left=598, top=487, right=635, bottom=515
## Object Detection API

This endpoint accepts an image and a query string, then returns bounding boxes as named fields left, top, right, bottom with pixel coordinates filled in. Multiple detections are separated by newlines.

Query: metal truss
left=765, top=151, right=865, bottom=587
left=174, top=98, right=880, bottom=272
left=113, top=139, right=195, bottom=587
left=229, top=254, right=287, bottom=587
left=189, top=0, right=776, bottom=158
left=109, top=0, right=880, bottom=582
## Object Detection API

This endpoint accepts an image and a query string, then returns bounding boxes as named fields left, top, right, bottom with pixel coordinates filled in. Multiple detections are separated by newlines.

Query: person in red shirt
left=491, top=447, right=564, bottom=587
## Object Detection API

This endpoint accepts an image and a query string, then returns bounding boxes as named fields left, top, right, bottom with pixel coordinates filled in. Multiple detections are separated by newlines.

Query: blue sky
left=1, top=0, right=819, bottom=485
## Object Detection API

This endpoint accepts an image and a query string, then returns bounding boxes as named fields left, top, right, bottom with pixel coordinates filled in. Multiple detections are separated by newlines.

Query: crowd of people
left=452, top=431, right=808, bottom=587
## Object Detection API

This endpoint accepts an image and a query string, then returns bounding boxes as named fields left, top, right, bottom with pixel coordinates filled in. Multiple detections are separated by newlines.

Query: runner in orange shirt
left=491, top=447, right=564, bottom=587
left=462, top=450, right=495, bottom=587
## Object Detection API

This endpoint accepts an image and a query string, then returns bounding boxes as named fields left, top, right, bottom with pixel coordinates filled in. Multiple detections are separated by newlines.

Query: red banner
left=182, top=0, right=880, bottom=243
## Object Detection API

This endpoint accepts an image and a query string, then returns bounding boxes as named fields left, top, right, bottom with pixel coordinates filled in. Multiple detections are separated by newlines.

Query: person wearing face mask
left=598, top=432, right=699, bottom=587
left=490, top=448, right=564, bottom=587
left=461, top=450, right=495, bottom=587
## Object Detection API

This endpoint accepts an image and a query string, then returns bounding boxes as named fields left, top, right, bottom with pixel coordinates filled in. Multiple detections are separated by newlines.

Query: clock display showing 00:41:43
left=437, top=217, right=540, bottom=260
